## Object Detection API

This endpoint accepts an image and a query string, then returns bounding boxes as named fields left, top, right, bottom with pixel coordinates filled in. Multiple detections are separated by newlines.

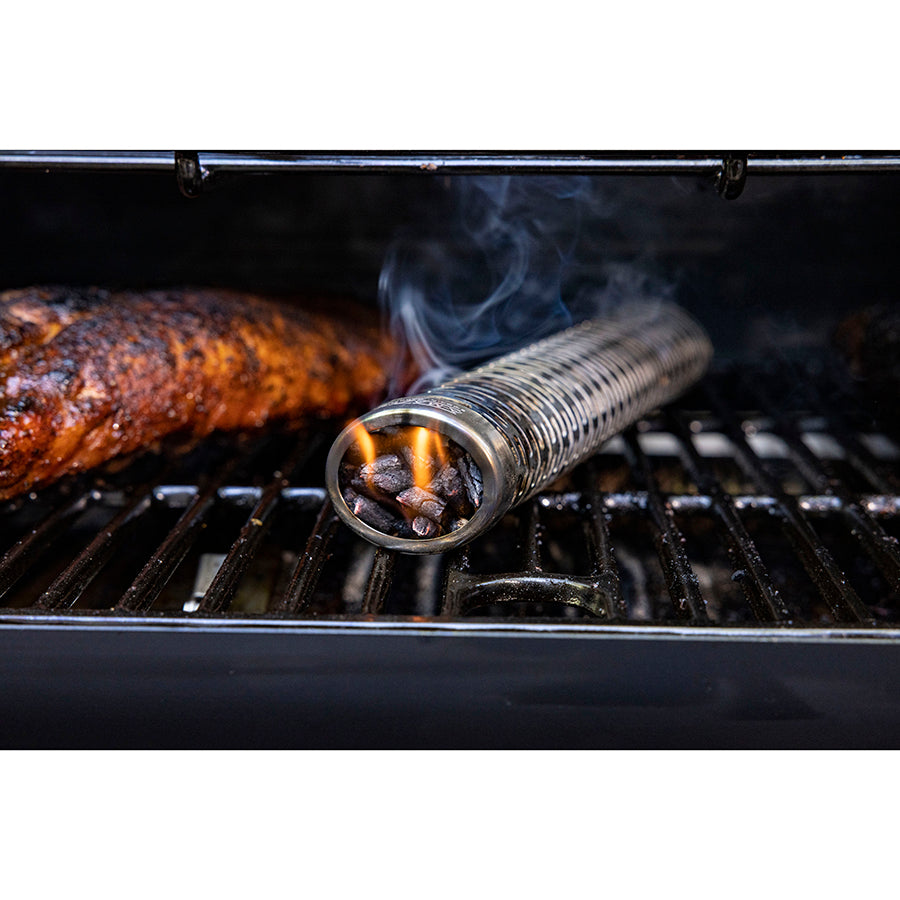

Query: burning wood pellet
left=457, top=456, right=483, bottom=509
left=342, top=487, right=409, bottom=536
left=396, top=486, right=447, bottom=521
left=427, top=463, right=468, bottom=514
left=412, top=516, right=440, bottom=538
left=337, top=425, right=483, bottom=539
left=359, top=453, right=413, bottom=493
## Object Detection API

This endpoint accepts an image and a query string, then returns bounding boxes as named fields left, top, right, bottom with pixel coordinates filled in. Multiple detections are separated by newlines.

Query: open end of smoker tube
left=325, top=405, right=512, bottom=554
left=337, top=425, right=482, bottom=538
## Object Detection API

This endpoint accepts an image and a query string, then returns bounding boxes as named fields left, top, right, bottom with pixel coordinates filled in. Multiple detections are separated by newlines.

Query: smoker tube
left=326, top=302, right=713, bottom=553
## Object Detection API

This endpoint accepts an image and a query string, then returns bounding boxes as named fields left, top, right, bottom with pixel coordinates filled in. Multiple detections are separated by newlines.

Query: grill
left=2, top=151, right=900, bottom=748
left=1, top=352, right=898, bottom=626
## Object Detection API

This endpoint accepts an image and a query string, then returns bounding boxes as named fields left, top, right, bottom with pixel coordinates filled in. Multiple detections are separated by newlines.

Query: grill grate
left=2, top=357, right=900, bottom=630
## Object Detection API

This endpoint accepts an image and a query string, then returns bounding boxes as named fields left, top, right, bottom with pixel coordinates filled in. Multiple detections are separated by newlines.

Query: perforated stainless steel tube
left=326, top=302, right=713, bottom=553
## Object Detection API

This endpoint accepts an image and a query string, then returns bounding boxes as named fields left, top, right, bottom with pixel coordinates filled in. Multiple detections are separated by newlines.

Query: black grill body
left=1, top=153, right=899, bottom=748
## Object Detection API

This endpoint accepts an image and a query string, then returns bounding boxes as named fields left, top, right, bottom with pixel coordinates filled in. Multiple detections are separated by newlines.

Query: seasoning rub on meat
left=0, top=286, right=397, bottom=500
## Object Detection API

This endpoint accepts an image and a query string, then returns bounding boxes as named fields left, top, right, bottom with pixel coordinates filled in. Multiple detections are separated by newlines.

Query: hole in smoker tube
left=338, top=425, right=483, bottom=540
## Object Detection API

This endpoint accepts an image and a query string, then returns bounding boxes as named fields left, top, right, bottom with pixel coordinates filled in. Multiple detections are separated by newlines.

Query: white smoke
left=379, top=174, right=675, bottom=394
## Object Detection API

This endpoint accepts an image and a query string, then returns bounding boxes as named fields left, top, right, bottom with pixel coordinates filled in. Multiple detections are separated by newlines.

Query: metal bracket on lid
left=716, top=152, right=748, bottom=199
left=174, top=151, right=209, bottom=198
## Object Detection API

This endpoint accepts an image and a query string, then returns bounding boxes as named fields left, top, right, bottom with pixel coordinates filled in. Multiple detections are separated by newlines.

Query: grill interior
left=2, top=353, right=897, bottom=630
left=2, top=154, right=900, bottom=637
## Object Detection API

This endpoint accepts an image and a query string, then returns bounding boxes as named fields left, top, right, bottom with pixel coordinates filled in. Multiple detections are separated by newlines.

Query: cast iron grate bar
left=274, top=499, right=342, bottom=615
left=581, top=460, right=627, bottom=619
left=36, top=489, right=156, bottom=610
left=665, top=411, right=791, bottom=622
left=361, top=547, right=396, bottom=615
left=0, top=492, right=96, bottom=602
left=746, top=375, right=900, bottom=596
left=114, top=455, right=248, bottom=612
left=196, top=433, right=320, bottom=614
left=621, top=429, right=709, bottom=621
left=194, top=480, right=281, bottom=614
left=703, top=380, right=875, bottom=624
left=33, top=460, right=185, bottom=610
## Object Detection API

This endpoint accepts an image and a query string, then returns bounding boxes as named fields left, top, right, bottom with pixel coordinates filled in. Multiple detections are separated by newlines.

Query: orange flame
left=411, top=426, right=432, bottom=490
left=349, top=423, right=452, bottom=497
left=410, top=426, right=452, bottom=489
left=353, top=423, right=377, bottom=466
left=434, top=432, right=450, bottom=467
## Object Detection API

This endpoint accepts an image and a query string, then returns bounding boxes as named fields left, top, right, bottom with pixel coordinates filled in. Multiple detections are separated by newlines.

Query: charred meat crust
left=0, top=286, right=397, bottom=499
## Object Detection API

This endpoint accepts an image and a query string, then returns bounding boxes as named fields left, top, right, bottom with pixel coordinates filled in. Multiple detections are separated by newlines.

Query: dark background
left=1, top=167, right=898, bottom=359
